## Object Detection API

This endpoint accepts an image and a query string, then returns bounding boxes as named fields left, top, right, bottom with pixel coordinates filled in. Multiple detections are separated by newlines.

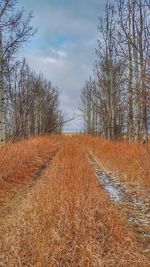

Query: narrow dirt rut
left=0, top=152, right=58, bottom=235
left=89, top=154, right=150, bottom=257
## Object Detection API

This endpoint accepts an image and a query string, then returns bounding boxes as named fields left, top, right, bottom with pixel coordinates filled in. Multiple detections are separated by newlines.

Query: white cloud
left=57, top=51, right=67, bottom=58
left=41, top=57, right=57, bottom=64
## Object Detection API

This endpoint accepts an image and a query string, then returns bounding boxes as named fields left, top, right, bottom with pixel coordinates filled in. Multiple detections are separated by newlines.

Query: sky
left=19, top=0, right=106, bottom=132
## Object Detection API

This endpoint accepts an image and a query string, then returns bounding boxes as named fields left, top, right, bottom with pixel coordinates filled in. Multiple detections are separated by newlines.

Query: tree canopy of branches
left=5, top=59, right=63, bottom=140
left=0, top=0, right=63, bottom=142
left=0, top=0, right=36, bottom=64
left=81, top=0, right=150, bottom=142
left=0, top=0, right=36, bottom=143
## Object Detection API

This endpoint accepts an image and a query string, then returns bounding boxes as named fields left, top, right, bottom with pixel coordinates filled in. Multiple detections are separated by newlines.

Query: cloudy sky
left=19, top=0, right=106, bottom=132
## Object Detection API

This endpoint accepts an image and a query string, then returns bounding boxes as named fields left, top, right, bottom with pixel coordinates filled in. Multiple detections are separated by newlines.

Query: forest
left=81, top=0, right=150, bottom=142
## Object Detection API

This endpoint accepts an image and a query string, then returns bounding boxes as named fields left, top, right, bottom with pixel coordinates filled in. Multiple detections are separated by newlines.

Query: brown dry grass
left=76, top=135, right=150, bottom=187
left=0, top=136, right=59, bottom=205
left=0, top=138, right=149, bottom=266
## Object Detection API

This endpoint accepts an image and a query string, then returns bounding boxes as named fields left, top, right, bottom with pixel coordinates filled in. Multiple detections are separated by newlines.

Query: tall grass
left=0, top=136, right=59, bottom=204
left=0, top=138, right=148, bottom=266
left=77, top=135, right=150, bottom=187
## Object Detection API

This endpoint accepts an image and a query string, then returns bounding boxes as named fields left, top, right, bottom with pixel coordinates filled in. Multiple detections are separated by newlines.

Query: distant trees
left=0, top=0, right=63, bottom=142
left=81, top=0, right=150, bottom=142
left=5, top=59, right=63, bottom=140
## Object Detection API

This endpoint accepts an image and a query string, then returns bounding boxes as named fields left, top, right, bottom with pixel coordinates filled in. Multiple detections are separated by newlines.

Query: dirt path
left=0, top=153, right=57, bottom=236
left=89, top=153, right=150, bottom=257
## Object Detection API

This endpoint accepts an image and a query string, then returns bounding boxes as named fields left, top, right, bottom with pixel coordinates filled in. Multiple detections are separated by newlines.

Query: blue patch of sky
left=49, top=36, right=74, bottom=47
left=22, top=35, right=74, bottom=54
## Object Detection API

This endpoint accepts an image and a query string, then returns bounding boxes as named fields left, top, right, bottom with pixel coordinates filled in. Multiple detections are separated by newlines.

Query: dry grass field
left=0, top=136, right=59, bottom=205
left=0, top=136, right=149, bottom=266
left=77, top=135, right=150, bottom=187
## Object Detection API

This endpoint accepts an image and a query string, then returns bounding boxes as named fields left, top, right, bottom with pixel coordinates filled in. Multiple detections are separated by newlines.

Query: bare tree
left=0, top=0, right=36, bottom=143
left=0, top=30, right=5, bottom=143
left=5, top=59, right=63, bottom=140
left=81, top=0, right=150, bottom=142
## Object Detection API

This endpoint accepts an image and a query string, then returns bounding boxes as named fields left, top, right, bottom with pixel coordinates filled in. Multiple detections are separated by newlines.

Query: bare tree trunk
left=132, top=2, right=140, bottom=141
left=139, top=0, right=148, bottom=143
left=128, top=1, right=133, bottom=142
left=0, top=31, right=5, bottom=144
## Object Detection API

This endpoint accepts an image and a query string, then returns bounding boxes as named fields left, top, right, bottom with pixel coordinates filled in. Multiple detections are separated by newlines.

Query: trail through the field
left=89, top=154, right=150, bottom=257
left=0, top=138, right=149, bottom=266
left=0, top=151, right=58, bottom=235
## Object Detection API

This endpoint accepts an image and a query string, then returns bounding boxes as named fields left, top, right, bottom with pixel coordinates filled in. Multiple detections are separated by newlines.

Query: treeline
left=5, top=59, right=63, bottom=140
left=81, top=0, right=150, bottom=142
left=0, top=0, right=63, bottom=143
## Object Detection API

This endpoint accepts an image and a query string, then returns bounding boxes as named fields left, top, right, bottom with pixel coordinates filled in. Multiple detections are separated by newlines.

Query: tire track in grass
left=0, top=146, right=59, bottom=233
left=89, top=153, right=150, bottom=257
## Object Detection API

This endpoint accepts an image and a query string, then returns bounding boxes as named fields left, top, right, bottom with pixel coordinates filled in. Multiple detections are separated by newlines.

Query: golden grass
left=0, top=136, right=59, bottom=204
left=0, top=138, right=149, bottom=266
left=76, top=135, right=150, bottom=187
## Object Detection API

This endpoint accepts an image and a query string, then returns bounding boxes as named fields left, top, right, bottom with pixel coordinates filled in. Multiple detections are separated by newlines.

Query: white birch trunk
left=0, top=31, right=5, bottom=144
